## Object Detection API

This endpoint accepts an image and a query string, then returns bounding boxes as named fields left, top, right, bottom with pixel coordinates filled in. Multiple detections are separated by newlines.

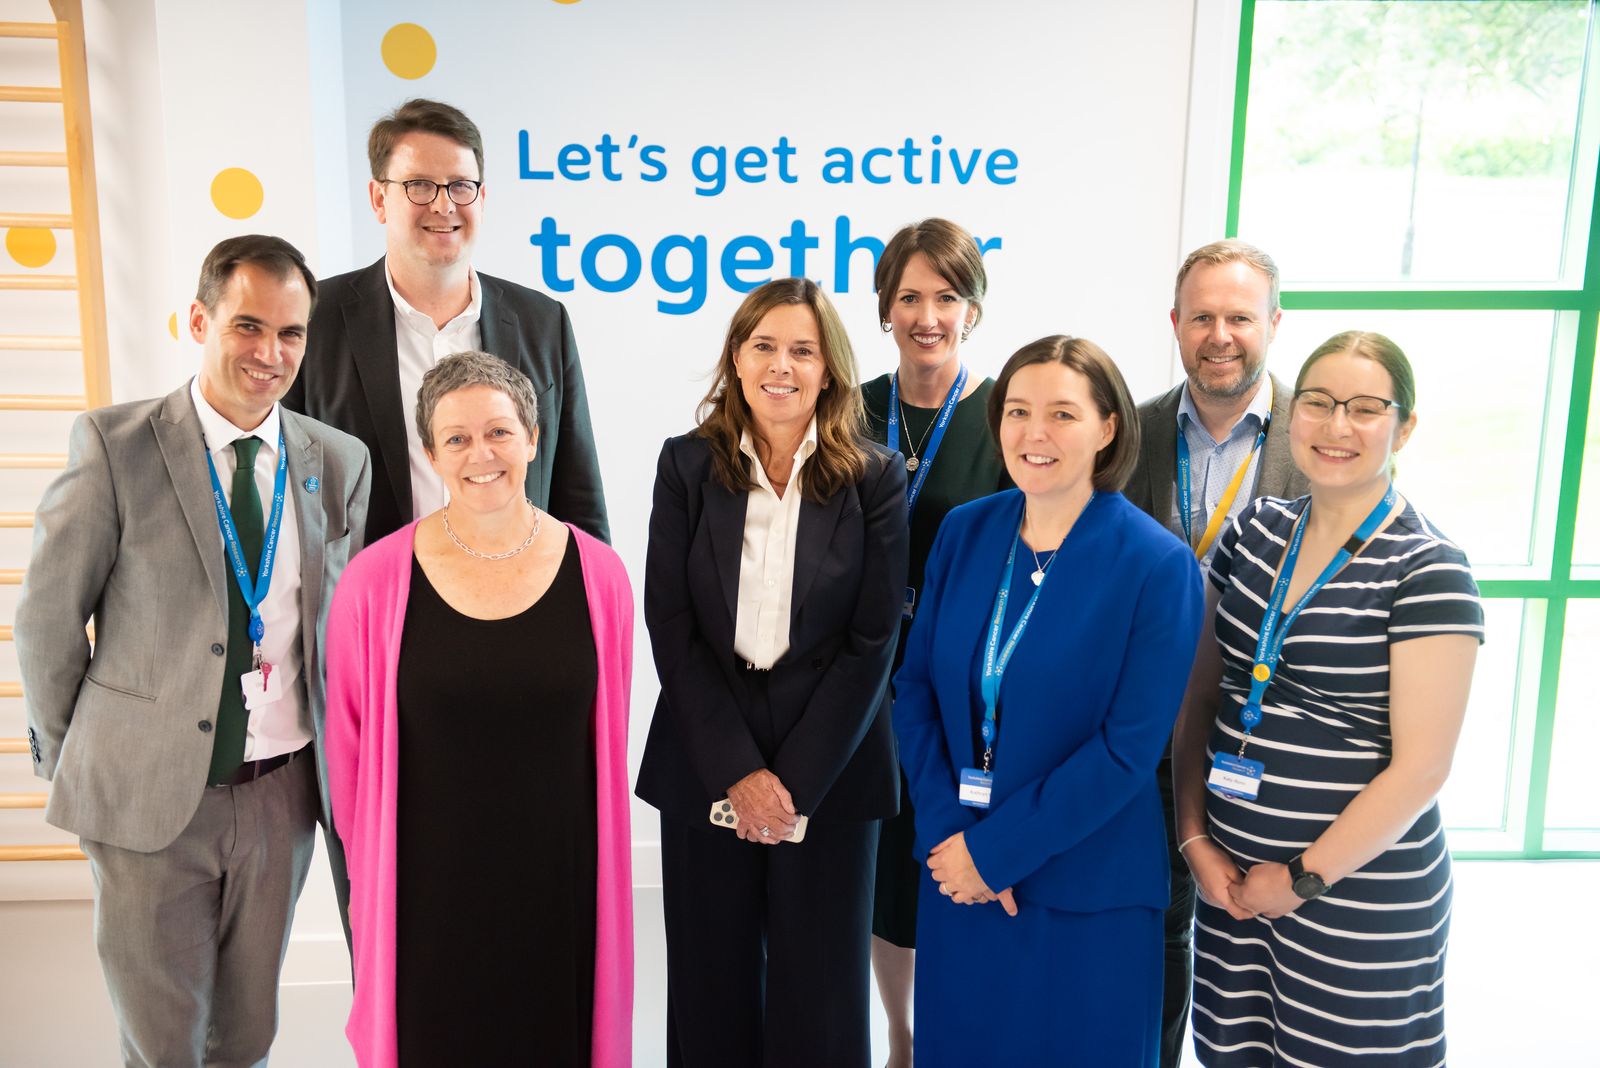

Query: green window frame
left=1227, top=0, right=1600, bottom=860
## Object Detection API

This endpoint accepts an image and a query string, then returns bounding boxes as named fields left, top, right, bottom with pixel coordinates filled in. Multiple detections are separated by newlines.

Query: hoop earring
left=881, top=321, right=893, bottom=333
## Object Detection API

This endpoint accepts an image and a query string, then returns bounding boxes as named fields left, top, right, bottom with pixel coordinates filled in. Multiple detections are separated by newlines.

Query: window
left=1232, top=0, right=1600, bottom=857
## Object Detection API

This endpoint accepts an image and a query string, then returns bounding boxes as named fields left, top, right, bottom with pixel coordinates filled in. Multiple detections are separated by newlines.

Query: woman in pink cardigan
left=324, top=351, right=633, bottom=1067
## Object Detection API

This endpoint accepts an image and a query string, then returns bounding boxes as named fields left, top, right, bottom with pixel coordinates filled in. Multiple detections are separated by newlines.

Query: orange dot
left=5, top=227, right=56, bottom=268
left=381, top=23, right=436, bottom=79
left=210, top=168, right=264, bottom=219
left=168, top=312, right=179, bottom=340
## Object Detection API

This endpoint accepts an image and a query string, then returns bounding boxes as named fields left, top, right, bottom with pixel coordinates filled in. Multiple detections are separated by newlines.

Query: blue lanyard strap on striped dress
left=1237, top=483, right=1396, bottom=755
left=203, top=430, right=288, bottom=647
left=887, top=364, right=967, bottom=521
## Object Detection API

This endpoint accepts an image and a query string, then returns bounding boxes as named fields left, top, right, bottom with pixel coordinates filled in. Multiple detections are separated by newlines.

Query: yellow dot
left=168, top=312, right=179, bottom=340
left=551, top=0, right=583, bottom=4
left=1252, top=664, right=1271, bottom=682
left=381, top=23, right=436, bottom=79
left=211, top=168, right=264, bottom=219
left=5, top=227, right=56, bottom=268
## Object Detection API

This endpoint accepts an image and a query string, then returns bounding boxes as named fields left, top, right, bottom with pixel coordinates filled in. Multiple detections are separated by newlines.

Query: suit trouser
left=660, top=811, right=880, bottom=1068
left=1157, top=753, right=1198, bottom=1068
left=79, top=750, right=318, bottom=1068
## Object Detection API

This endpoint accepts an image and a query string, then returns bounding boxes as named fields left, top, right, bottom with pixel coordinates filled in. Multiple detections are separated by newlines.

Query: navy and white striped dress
left=1192, top=496, right=1484, bottom=1068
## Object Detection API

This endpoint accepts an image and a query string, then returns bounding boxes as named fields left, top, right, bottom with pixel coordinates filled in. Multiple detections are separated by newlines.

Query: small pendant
left=1031, top=568, right=1045, bottom=586
left=905, top=456, right=920, bottom=473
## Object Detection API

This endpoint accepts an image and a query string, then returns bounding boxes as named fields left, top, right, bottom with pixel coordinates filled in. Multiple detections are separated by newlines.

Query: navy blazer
left=285, top=257, right=609, bottom=545
left=893, top=490, right=1204, bottom=912
left=635, top=431, right=910, bottom=823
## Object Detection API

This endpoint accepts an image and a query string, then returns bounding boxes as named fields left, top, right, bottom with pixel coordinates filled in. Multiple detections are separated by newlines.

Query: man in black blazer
left=1127, top=239, right=1310, bottom=1068
left=285, top=98, right=608, bottom=544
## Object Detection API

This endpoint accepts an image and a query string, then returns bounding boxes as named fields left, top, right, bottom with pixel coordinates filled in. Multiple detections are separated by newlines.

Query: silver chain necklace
left=442, top=498, right=542, bottom=560
left=897, top=397, right=940, bottom=473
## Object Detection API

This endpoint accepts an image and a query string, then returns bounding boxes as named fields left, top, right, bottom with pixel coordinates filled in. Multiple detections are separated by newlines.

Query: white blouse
left=733, top=420, right=818, bottom=670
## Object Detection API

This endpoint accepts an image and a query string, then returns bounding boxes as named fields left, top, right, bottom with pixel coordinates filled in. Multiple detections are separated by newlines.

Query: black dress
left=860, top=373, right=1010, bottom=948
left=395, top=541, right=598, bottom=1066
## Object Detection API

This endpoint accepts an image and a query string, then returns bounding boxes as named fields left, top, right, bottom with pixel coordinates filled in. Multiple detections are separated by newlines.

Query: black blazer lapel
left=346, top=261, right=413, bottom=522
left=701, top=478, right=748, bottom=628
left=791, top=487, right=847, bottom=614
left=478, top=279, right=555, bottom=502
left=1144, top=383, right=1183, bottom=526
left=152, top=389, right=229, bottom=624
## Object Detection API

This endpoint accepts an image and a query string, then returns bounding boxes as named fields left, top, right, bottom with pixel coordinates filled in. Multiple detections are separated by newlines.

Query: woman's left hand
left=1230, top=862, right=1305, bottom=919
left=928, top=833, right=1012, bottom=912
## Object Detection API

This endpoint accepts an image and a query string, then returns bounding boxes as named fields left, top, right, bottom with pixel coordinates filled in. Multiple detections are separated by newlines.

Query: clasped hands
left=726, top=769, right=800, bottom=845
left=928, top=832, right=1018, bottom=917
left=1184, top=839, right=1304, bottom=920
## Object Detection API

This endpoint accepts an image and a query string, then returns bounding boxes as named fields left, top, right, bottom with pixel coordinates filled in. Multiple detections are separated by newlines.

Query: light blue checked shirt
left=1169, top=380, right=1275, bottom=568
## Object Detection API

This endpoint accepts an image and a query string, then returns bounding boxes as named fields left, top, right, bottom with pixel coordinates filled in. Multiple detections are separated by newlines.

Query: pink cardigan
left=324, top=521, right=633, bottom=1068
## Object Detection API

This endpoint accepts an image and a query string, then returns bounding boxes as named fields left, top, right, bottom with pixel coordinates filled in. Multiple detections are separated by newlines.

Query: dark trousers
left=660, top=811, right=879, bottom=1068
left=1157, top=754, right=1197, bottom=1068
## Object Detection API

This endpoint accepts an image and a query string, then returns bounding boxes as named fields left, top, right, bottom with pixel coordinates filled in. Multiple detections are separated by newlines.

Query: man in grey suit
left=1125, top=239, right=1309, bottom=1068
left=16, top=235, right=370, bottom=1067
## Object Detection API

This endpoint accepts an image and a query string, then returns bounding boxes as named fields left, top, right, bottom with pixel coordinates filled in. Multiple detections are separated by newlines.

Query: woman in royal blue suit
left=894, top=336, right=1205, bottom=1066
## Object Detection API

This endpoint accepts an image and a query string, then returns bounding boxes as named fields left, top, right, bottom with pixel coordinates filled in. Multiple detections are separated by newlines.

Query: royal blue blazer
left=893, top=489, right=1204, bottom=913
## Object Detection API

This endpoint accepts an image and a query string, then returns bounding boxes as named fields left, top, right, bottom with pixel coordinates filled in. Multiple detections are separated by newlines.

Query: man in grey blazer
left=16, top=235, right=370, bottom=1067
left=285, top=97, right=608, bottom=546
left=1125, top=239, right=1309, bottom=1068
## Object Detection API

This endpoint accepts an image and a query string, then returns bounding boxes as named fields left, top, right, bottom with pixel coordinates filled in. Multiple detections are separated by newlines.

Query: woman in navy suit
left=894, top=336, right=1204, bottom=1066
left=637, top=278, right=909, bottom=1067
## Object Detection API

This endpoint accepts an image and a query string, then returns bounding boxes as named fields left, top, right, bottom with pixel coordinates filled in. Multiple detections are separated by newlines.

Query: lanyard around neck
left=978, top=496, right=1093, bottom=771
left=1176, top=379, right=1272, bottom=559
left=203, top=430, right=289, bottom=647
left=887, top=364, right=967, bottom=521
left=1235, top=483, right=1396, bottom=750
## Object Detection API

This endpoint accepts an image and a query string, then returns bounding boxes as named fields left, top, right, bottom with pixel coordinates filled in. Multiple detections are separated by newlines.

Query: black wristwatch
left=1288, top=854, right=1329, bottom=900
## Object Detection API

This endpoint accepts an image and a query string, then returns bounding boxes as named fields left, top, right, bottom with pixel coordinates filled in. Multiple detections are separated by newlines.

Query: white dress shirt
left=189, top=378, right=310, bottom=760
left=733, top=420, right=818, bottom=670
left=386, top=259, right=483, bottom=518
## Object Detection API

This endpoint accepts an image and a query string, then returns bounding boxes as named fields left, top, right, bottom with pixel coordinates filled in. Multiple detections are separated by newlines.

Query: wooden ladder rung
left=0, top=150, right=68, bottom=167
left=0, top=85, right=63, bottom=103
left=0, top=274, right=76, bottom=290
left=0, top=683, right=20, bottom=698
left=0, top=846, right=85, bottom=862
left=0, top=793, right=47, bottom=810
left=0, top=454, right=66, bottom=469
left=0, top=22, right=58, bottom=39
left=0, top=212, right=72, bottom=229
left=0, top=335, right=81, bottom=350
left=0, top=394, right=85, bottom=411
left=0, top=627, right=11, bottom=641
left=0, top=570, right=25, bottom=585
left=0, top=739, right=25, bottom=753
left=0, top=513, right=33, bottom=528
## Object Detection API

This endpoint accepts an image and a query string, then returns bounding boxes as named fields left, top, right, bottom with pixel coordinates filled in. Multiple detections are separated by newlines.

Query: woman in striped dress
left=1171, top=331, right=1483, bottom=1067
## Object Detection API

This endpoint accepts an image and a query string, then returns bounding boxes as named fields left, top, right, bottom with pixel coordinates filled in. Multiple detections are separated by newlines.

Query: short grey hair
left=415, top=351, right=539, bottom=452
left=1173, top=239, right=1281, bottom=314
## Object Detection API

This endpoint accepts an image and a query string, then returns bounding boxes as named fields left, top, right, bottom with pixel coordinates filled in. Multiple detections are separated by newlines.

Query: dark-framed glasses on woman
left=1292, top=389, right=1399, bottom=426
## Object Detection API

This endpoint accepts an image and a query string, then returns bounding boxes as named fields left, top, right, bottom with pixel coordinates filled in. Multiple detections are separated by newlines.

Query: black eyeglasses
left=1292, top=389, right=1402, bottom=425
left=380, top=178, right=482, bottom=206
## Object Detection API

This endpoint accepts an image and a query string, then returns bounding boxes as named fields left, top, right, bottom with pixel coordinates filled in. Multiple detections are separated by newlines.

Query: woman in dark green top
left=861, top=218, right=1009, bottom=1068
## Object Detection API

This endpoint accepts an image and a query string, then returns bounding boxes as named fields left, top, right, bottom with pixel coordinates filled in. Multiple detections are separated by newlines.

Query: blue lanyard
left=1176, top=418, right=1268, bottom=554
left=1237, top=483, right=1396, bottom=748
left=978, top=499, right=1091, bottom=771
left=203, top=431, right=288, bottom=648
left=887, top=364, right=967, bottom=520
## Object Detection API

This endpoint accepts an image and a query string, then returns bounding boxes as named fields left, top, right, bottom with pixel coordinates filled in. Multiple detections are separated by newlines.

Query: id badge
left=957, top=767, right=993, bottom=809
left=1207, top=752, right=1265, bottom=801
left=241, top=662, right=283, bottom=711
left=902, top=586, right=916, bottom=621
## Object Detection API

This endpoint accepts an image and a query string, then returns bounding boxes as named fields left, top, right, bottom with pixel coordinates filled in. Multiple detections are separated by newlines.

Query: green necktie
left=207, top=435, right=264, bottom=785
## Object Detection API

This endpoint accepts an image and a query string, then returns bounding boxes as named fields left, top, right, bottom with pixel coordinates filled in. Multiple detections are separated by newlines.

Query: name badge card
left=958, top=767, right=993, bottom=809
left=1207, top=752, right=1264, bottom=801
left=241, top=662, right=283, bottom=711
left=902, top=586, right=916, bottom=621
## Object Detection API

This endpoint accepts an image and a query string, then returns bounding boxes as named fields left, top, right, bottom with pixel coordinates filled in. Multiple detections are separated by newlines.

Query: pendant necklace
left=1029, top=545, right=1056, bottom=586
left=897, top=397, right=938, bottom=473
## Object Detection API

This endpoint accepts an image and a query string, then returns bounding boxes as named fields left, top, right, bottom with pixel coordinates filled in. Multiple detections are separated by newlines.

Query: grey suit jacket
left=15, top=385, right=371, bottom=853
left=1125, top=372, right=1309, bottom=533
